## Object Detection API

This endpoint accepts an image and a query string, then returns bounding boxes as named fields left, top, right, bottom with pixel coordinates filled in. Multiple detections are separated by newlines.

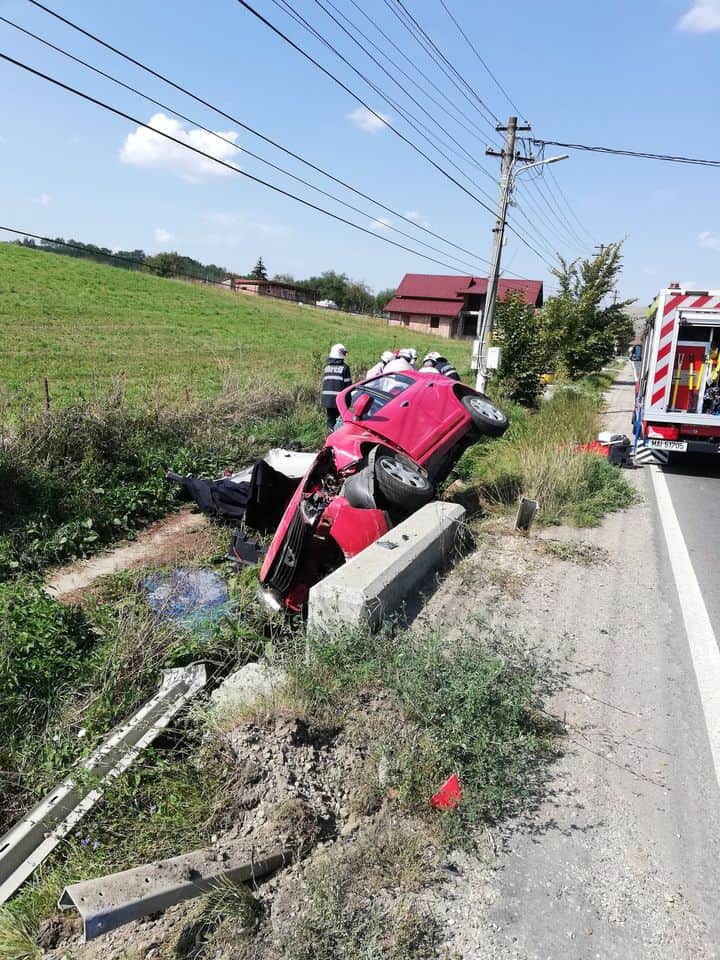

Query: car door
left=348, top=373, right=464, bottom=463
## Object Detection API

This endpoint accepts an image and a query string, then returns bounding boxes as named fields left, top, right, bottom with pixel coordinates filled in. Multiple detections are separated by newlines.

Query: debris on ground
left=210, top=660, right=288, bottom=715
left=144, top=568, right=235, bottom=631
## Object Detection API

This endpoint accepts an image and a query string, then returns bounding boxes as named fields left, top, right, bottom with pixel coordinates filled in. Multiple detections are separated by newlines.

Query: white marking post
left=651, top=466, right=720, bottom=789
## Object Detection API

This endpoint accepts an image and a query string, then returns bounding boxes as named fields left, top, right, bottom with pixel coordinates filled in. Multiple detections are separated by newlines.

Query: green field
left=0, top=244, right=470, bottom=406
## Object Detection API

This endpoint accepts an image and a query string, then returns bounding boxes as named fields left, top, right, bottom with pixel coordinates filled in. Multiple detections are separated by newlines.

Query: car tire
left=374, top=453, right=434, bottom=510
left=461, top=394, right=509, bottom=437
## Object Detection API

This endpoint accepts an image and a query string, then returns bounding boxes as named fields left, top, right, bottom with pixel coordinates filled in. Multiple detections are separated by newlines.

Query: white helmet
left=330, top=343, right=348, bottom=358
left=422, top=351, right=441, bottom=365
left=381, top=350, right=394, bottom=363
left=398, top=348, right=414, bottom=361
left=404, top=347, right=418, bottom=362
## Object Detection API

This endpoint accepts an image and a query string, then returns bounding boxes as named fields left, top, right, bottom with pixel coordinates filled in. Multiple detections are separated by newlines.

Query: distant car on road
left=258, top=370, right=508, bottom=613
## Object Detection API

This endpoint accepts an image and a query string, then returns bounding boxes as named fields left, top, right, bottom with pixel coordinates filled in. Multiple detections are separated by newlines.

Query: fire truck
left=635, top=284, right=720, bottom=457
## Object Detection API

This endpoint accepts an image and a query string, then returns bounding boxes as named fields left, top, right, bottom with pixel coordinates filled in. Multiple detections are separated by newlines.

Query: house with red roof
left=384, top=274, right=544, bottom=339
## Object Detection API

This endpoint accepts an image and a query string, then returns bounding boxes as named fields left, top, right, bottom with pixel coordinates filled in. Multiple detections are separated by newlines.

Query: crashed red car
left=258, top=370, right=508, bottom=613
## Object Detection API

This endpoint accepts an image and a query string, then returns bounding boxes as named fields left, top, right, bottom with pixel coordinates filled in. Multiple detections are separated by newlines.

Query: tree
left=272, top=273, right=295, bottom=283
left=249, top=257, right=268, bottom=280
left=375, top=288, right=396, bottom=313
left=541, top=241, right=636, bottom=379
left=146, top=252, right=182, bottom=277
left=493, top=293, right=545, bottom=407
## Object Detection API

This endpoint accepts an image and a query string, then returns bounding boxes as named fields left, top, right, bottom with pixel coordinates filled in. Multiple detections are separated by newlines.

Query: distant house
left=222, top=277, right=318, bottom=305
left=384, top=274, right=544, bottom=339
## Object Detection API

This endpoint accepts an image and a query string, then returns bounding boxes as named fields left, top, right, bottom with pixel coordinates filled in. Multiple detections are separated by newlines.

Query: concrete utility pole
left=474, top=116, right=531, bottom=393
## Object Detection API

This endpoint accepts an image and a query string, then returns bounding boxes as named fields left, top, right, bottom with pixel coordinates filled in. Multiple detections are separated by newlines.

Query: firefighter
left=366, top=350, right=394, bottom=379
left=384, top=348, right=415, bottom=373
left=404, top=347, right=418, bottom=369
left=419, top=351, right=460, bottom=381
left=321, top=343, right=352, bottom=431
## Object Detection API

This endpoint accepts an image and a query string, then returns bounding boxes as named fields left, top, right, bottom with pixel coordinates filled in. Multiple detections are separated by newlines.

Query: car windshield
left=347, top=374, right=414, bottom=418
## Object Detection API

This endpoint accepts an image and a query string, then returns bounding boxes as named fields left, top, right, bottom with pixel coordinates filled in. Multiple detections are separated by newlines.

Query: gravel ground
left=422, top=368, right=720, bottom=959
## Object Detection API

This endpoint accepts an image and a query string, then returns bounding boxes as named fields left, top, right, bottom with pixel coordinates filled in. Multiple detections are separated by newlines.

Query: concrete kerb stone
left=306, top=501, right=467, bottom=633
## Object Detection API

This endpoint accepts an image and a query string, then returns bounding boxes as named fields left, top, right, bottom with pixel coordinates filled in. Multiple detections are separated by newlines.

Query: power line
left=233, top=0, right=553, bottom=267
left=21, top=0, right=491, bottom=266
left=534, top=138, right=720, bottom=168
left=546, top=165, right=596, bottom=247
left=267, top=0, right=498, bottom=202
left=533, top=170, right=593, bottom=250
left=522, top=176, right=587, bottom=252
left=392, top=0, right=501, bottom=125
left=381, top=0, right=501, bottom=133
left=0, top=50, right=489, bottom=274
left=339, top=0, right=493, bottom=144
left=0, top=14, right=489, bottom=274
left=436, top=0, right=526, bottom=121
left=306, top=0, right=490, bottom=174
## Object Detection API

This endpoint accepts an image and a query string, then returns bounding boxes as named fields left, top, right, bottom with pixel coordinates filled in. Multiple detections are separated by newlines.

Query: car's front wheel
left=375, top=453, right=434, bottom=510
left=461, top=394, right=509, bottom=437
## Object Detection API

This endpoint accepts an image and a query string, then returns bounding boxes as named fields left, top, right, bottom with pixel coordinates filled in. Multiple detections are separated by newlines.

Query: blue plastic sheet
left=144, top=569, right=234, bottom=631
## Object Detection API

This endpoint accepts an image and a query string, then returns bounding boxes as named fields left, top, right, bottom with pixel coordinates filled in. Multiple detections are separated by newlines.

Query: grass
left=455, top=385, right=638, bottom=526
left=0, top=243, right=470, bottom=406
left=541, top=539, right=609, bottom=564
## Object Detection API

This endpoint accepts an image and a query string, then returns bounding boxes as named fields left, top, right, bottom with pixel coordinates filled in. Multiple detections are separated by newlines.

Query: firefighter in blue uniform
left=419, top=351, right=460, bottom=381
left=321, top=343, right=352, bottom=431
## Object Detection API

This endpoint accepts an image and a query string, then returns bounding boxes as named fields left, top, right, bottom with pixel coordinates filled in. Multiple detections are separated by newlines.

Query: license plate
left=648, top=439, right=687, bottom=451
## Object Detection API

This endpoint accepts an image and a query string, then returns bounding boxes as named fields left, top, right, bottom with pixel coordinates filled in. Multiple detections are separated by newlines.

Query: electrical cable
left=436, top=0, right=526, bottom=121
left=306, top=0, right=491, bottom=175
left=336, top=0, right=492, bottom=144
left=22, top=0, right=555, bottom=270
left=267, top=0, right=499, bottom=202
left=0, top=51, right=491, bottom=274
left=231, top=0, right=553, bottom=267
left=21, top=0, right=491, bottom=265
left=534, top=138, right=720, bottom=168
left=0, top=14, right=489, bottom=274
left=381, top=0, right=501, bottom=134
left=545, top=166, right=595, bottom=247
left=392, top=0, right=501, bottom=125
left=522, top=177, right=586, bottom=252
left=529, top=173, right=592, bottom=251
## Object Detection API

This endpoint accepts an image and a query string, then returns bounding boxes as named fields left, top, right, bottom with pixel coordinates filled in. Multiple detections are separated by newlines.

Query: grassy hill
left=0, top=244, right=471, bottom=406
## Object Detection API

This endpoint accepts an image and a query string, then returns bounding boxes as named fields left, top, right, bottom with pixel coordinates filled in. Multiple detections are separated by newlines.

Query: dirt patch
left=45, top=509, right=216, bottom=604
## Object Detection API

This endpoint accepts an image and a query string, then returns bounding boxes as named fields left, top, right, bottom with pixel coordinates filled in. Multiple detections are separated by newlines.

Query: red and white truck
left=635, top=284, right=720, bottom=456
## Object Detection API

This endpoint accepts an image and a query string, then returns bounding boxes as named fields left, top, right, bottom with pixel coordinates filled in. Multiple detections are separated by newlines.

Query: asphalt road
left=663, top=453, right=720, bottom=631
left=430, top=366, right=720, bottom=959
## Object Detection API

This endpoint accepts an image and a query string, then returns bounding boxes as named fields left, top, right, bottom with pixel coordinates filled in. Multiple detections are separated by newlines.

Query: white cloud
left=404, top=209, right=431, bottom=228
left=120, top=113, right=240, bottom=182
left=33, top=192, right=50, bottom=206
left=154, top=227, right=175, bottom=244
left=204, top=211, right=291, bottom=244
left=346, top=106, right=390, bottom=134
left=369, top=216, right=393, bottom=232
left=677, top=0, right=720, bottom=32
left=699, top=230, right=720, bottom=252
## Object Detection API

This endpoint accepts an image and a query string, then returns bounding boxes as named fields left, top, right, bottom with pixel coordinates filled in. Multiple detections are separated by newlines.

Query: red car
left=257, top=370, right=508, bottom=613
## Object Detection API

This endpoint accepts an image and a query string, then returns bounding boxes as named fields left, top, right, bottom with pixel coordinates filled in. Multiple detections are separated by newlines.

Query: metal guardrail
left=59, top=842, right=290, bottom=941
left=0, top=662, right=207, bottom=904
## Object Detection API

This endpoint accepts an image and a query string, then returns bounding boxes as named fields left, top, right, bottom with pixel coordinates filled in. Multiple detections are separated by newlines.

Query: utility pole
left=475, top=116, right=532, bottom=393
left=594, top=244, right=607, bottom=257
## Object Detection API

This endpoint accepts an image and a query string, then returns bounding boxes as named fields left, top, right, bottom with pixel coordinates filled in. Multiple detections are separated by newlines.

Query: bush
left=0, top=583, right=92, bottom=737
left=493, top=293, right=545, bottom=407
left=0, top=384, right=326, bottom=576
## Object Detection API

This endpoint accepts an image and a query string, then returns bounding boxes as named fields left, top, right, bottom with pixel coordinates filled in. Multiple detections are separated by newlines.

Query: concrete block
left=307, top=501, right=466, bottom=632
left=210, top=661, right=286, bottom=714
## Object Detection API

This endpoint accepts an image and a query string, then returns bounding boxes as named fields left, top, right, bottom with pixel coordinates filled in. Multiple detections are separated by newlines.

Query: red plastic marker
left=430, top=773, right=462, bottom=809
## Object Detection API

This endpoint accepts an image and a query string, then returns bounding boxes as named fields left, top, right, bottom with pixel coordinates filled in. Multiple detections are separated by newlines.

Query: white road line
left=651, top=465, right=720, bottom=790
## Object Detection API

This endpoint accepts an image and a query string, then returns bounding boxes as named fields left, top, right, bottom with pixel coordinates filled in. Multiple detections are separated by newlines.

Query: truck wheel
left=461, top=394, right=509, bottom=436
left=375, top=453, right=433, bottom=510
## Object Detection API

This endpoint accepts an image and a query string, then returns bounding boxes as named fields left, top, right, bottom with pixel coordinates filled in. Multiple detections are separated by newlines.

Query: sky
left=1, top=0, right=720, bottom=305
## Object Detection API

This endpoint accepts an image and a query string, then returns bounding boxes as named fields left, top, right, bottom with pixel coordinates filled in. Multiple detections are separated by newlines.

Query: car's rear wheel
left=461, top=394, right=509, bottom=437
left=375, top=453, right=433, bottom=510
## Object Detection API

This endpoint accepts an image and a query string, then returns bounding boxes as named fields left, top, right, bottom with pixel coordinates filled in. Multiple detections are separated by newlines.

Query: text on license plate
left=648, top=439, right=687, bottom=451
